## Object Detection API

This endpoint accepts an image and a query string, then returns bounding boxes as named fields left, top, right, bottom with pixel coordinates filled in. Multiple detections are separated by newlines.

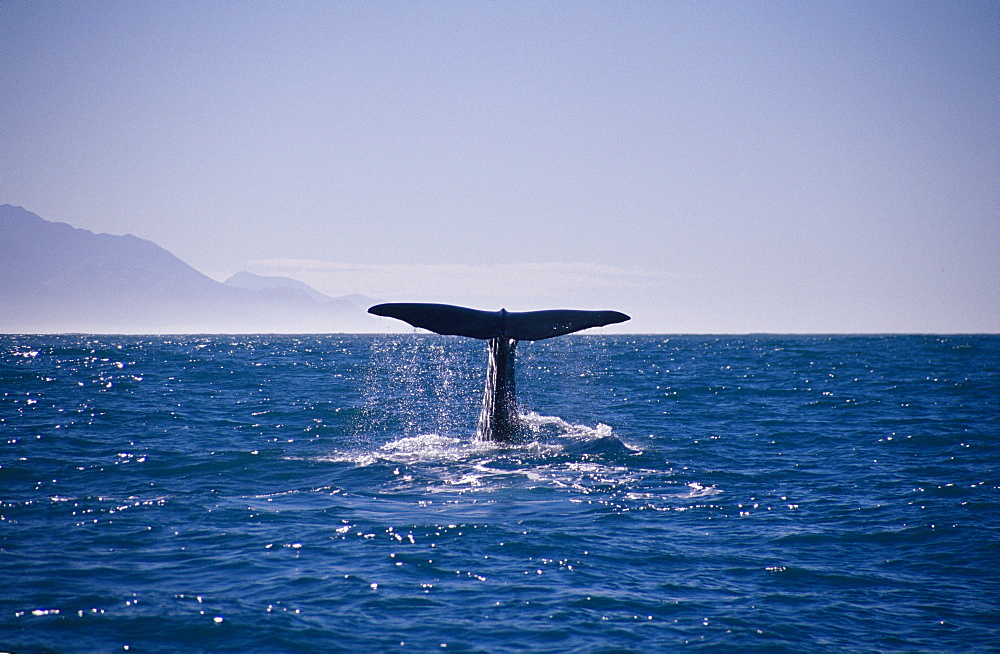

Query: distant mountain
left=225, top=271, right=335, bottom=303
left=0, top=204, right=381, bottom=333
left=224, top=272, right=378, bottom=312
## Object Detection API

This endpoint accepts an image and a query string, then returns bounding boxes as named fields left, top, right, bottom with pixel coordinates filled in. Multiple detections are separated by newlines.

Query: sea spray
left=476, top=337, right=522, bottom=441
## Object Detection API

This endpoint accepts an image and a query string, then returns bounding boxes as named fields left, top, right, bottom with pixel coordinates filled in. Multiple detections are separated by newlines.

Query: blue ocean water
left=1, top=334, right=997, bottom=653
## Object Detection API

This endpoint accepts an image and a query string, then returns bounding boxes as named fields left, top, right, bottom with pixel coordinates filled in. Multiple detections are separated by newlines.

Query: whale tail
left=368, top=302, right=630, bottom=442
left=368, top=303, right=630, bottom=341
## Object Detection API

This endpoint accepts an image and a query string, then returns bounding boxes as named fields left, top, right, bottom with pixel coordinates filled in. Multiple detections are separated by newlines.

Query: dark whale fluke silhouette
left=368, top=303, right=630, bottom=442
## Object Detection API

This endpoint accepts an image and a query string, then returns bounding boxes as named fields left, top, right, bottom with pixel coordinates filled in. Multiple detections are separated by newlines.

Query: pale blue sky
left=2, top=1, right=997, bottom=332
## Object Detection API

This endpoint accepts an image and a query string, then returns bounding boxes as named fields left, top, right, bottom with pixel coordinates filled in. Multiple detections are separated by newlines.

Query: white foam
left=682, top=482, right=722, bottom=498
left=322, top=411, right=638, bottom=468
left=522, top=411, right=614, bottom=440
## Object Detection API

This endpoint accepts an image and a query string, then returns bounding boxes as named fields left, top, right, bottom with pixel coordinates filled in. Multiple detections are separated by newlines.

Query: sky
left=2, top=1, right=997, bottom=333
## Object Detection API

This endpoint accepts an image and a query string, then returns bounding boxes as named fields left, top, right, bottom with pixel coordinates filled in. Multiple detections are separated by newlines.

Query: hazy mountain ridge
left=224, top=271, right=334, bottom=304
left=0, top=205, right=381, bottom=333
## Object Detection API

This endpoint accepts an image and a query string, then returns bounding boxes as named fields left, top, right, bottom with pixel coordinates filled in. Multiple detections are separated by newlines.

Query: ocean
left=1, top=334, right=997, bottom=653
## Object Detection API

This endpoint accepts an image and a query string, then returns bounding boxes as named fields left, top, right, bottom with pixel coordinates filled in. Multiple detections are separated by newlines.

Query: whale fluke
left=368, top=302, right=630, bottom=441
left=368, top=303, right=629, bottom=341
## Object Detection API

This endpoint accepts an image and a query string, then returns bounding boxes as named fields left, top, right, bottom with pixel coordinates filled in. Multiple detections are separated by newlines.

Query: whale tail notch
left=368, top=303, right=630, bottom=341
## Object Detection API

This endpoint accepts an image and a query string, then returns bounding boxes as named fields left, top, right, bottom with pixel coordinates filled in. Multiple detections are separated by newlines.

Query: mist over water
left=1, top=334, right=997, bottom=652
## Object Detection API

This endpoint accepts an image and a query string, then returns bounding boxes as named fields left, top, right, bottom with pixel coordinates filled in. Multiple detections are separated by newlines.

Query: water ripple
left=1, top=334, right=997, bottom=652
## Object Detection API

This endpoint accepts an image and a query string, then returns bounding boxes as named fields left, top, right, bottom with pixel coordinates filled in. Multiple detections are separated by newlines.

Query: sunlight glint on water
left=1, top=334, right=997, bottom=652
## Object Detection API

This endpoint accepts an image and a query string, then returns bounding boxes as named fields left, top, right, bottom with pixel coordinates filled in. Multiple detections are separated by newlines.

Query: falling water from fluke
left=367, top=303, right=630, bottom=442
left=476, top=337, right=521, bottom=441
